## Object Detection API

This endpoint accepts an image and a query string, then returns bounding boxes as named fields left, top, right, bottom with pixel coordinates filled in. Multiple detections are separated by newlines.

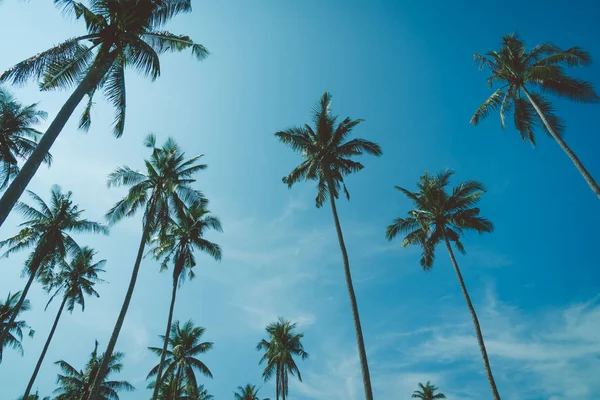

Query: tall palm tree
left=411, top=381, right=446, bottom=400
left=234, top=384, right=269, bottom=400
left=0, top=291, right=34, bottom=362
left=90, top=134, right=206, bottom=399
left=471, top=33, right=600, bottom=198
left=0, top=88, right=50, bottom=190
left=386, top=170, right=499, bottom=400
left=256, top=318, right=308, bottom=400
left=147, top=320, right=213, bottom=397
left=22, top=247, right=105, bottom=400
left=0, top=186, right=107, bottom=355
left=149, top=199, right=222, bottom=399
left=0, top=0, right=209, bottom=228
left=53, top=340, right=134, bottom=400
left=275, top=92, right=381, bottom=400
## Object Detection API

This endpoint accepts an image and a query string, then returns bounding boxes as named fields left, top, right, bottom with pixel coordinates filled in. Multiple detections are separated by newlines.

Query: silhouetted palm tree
left=0, top=88, right=50, bottom=189
left=257, top=318, right=308, bottom=400
left=0, top=186, right=107, bottom=354
left=22, top=247, right=105, bottom=400
left=411, top=381, right=446, bottom=400
left=386, top=170, right=499, bottom=400
left=275, top=92, right=380, bottom=400
left=471, top=33, right=600, bottom=198
left=0, top=0, right=208, bottom=228
left=149, top=199, right=222, bottom=399
left=234, top=384, right=269, bottom=400
left=0, top=291, right=34, bottom=362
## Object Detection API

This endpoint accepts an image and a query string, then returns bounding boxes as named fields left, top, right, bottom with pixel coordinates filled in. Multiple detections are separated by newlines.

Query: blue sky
left=1, top=1, right=599, bottom=399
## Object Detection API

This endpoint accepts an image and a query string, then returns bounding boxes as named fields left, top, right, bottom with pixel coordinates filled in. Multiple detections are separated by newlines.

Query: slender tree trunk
left=523, top=87, right=600, bottom=199
left=325, top=175, right=374, bottom=400
left=275, top=364, right=280, bottom=400
left=22, top=296, right=67, bottom=399
left=0, top=48, right=118, bottom=229
left=443, top=236, right=501, bottom=400
left=281, top=369, right=286, bottom=400
left=87, top=202, right=156, bottom=400
left=0, top=270, right=37, bottom=354
left=173, top=364, right=183, bottom=397
left=152, top=278, right=178, bottom=400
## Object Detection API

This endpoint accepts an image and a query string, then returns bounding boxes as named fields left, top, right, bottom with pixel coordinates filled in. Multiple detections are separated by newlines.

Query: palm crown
left=275, top=92, right=382, bottom=207
left=411, top=381, right=446, bottom=400
left=0, top=0, right=208, bottom=137
left=0, top=88, right=50, bottom=189
left=0, top=292, right=34, bottom=362
left=386, top=170, right=493, bottom=269
left=234, top=384, right=269, bottom=400
left=470, top=33, right=599, bottom=145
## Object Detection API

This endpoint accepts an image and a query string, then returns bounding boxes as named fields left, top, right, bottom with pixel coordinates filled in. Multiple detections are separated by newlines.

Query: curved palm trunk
left=173, top=364, right=183, bottom=397
left=0, top=270, right=36, bottom=355
left=0, top=48, right=118, bottom=229
left=22, top=295, right=68, bottom=399
left=275, top=364, right=280, bottom=400
left=325, top=176, right=374, bottom=400
left=87, top=204, right=155, bottom=400
left=443, top=236, right=501, bottom=400
left=152, top=277, right=179, bottom=400
left=523, top=87, right=600, bottom=199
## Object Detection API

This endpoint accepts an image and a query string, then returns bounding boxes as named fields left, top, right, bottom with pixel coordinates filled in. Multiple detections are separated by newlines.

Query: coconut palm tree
left=234, top=384, right=269, bottom=400
left=411, top=381, right=446, bottom=400
left=256, top=318, right=308, bottom=400
left=0, top=186, right=107, bottom=355
left=0, top=88, right=50, bottom=190
left=0, top=0, right=209, bottom=228
left=53, top=340, right=134, bottom=400
left=22, top=247, right=105, bottom=400
left=190, top=384, right=213, bottom=400
left=386, top=170, right=499, bottom=400
left=90, top=134, right=206, bottom=399
left=147, top=320, right=213, bottom=397
left=0, top=291, right=34, bottom=362
left=471, top=33, right=600, bottom=199
left=275, top=92, right=380, bottom=400
left=149, top=200, right=222, bottom=399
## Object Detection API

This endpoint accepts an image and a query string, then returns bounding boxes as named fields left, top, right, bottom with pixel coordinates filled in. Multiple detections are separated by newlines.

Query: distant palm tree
left=93, top=134, right=206, bottom=399
left=149, top=200, right=222, bottom=399
left=386, top=170, right=499, bottom=400
left=275, top=92, right=381, bottom=400
left=17, top=391, right=50, bottom=400
left=471, top=33, right=600, bottom=198
left=0, top=0, right=208, bottom=228
left=22, top=247, right=105, bottom=400
left=411, top=381, right=446, bottom=400
left=0, top=88, right=50, bottom=189
left=257, top=318, right=308, bottom=400
left=0, top=186, right=107, bottom=355
left=148, top=320, right=213, bottom=397
left=154, top=374, right=186, bottom=400
left=0, top=291, right=34, bottom=362
left=234, top=384, right=269, bottom=400
left=53, top=340, right=134, bottom=400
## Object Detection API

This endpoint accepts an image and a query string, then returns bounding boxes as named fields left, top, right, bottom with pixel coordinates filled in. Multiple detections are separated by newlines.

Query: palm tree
left=275, top=92, right=381, bottom=400
left=0, top=291, right=34, bottom=362
left=234, top=384, right=269, bottom=400
left=471, top=33, right=600, bottom=198
left=411, top=381, right=446, bottom=400
left=53, top=340, right=134, bottom=400
left=149, top=200, right=222, bottom=399
left=22, top=247, right=105, bottom=400
left=0, top=186, right=107, bottom=355
left=18, top=391, right=50, bottom=400
left=190, top=384, right=213, bottom=400
left=386, top=170, right=499, bottom=400
left=256, top=318, right=308, bottom=400
left=0, top=0, right=209, bottom=228
left=0, top=88, right=50, bottom=190
left=90, top=133, right=206, bottom=399
left=147, top=320, right=213, bottom=397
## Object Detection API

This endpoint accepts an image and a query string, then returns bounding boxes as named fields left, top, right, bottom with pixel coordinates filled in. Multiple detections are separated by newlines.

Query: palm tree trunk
left=152, top=277, right=179, bottom=400
left=87, top=201, right=156, bottom=400
left=0, top=270, right=37, bottom=354
left=443, top=236, right=501, bottom=400
left=173, top=364, right=183, bottom=397
left=523, top=87, right=600, bottom=199
left=275, top=364, right=280, bottom=400
left=281, top=369, right=286, bottom=400
left=325, top=175, right=374, bottom=400
left=22, top=295, right=67, bottom=399
left=0, top=48, right=118, bottom=229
